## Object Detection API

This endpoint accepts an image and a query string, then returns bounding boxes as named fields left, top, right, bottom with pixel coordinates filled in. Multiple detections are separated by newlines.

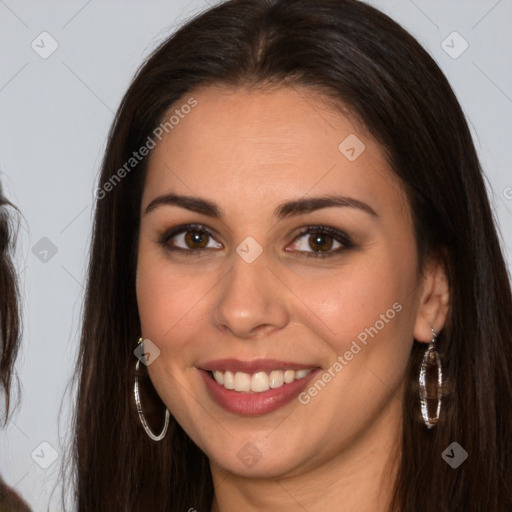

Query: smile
left=198, top=359, right=321, bottom=416
left=210, top=369, right=314, bottom=393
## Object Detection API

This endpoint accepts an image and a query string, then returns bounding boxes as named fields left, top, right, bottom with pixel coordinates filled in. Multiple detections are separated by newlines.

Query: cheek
left=306, top=246, right=418, bottom=388
left=136, top=248, right=210, bottom=342
left=311, top=261, right=411, bottom=339
left=135, top=249, right=206, bottom=406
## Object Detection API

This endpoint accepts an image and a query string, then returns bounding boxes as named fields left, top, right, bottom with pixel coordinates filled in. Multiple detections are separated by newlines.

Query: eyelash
left=157, top=223, right=354, bottom=259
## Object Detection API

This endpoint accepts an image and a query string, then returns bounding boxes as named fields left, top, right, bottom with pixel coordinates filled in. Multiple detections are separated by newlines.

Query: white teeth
left=223, top=371, right=234, bottom=389
left=234, top=372, right=251, bottom=392
left=211, top=368, right=314, bottom=393
left=284, top=370, right=295, bottom=383
left=251, top=372, right=269, bottom=392
left=269, top=370, right=284, bottom=388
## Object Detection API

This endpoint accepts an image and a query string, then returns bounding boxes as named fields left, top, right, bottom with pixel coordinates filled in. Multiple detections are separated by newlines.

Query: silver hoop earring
left=419, top=323, right=443, bottom=429
left=134, top=340, right=170, bottom=441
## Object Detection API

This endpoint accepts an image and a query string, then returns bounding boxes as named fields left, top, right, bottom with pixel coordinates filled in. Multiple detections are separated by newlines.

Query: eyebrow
left=144, top=193, right=378, bottom=219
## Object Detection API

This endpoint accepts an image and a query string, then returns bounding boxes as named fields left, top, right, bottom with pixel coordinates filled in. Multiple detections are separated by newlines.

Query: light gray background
left=0, top=0, right=511, bottom=510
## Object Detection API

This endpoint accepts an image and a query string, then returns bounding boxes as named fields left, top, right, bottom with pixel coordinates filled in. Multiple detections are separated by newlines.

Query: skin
left=136, top=85, right=450, bottom=512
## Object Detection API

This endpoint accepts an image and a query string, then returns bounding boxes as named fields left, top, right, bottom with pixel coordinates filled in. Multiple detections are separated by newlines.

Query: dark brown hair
left=73, top=0, right=512, bottom=510
left=0, top=182, right=21, bottom=424
left=0, top=184, right=31, bottom=511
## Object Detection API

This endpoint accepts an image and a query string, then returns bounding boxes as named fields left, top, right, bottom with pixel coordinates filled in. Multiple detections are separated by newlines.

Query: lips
left=197, top=358, right=321, bottom=416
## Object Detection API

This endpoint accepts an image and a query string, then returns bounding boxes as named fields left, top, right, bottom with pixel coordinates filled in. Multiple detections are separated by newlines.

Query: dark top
left=0, top=479, right=31, bottom=511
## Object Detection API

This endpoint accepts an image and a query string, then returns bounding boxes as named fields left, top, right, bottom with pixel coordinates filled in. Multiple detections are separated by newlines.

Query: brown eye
left=159, top=224, right=223, bottom=255
left=184, top=230, right=209, bottom=249
left=308, top=233, right=334, bottom=252
left=287, top=226, right=354, bottom=258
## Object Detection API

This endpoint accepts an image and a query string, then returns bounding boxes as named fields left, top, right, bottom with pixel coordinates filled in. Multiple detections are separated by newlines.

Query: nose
left=211, top=252, right=290, bottom=339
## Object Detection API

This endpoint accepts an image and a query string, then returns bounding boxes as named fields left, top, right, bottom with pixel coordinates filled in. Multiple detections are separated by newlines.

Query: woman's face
left=136, top=85, right=434, bottom=479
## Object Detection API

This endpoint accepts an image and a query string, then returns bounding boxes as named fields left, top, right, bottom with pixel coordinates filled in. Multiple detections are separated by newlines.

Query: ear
left=413, top=253, right=450, bottom=343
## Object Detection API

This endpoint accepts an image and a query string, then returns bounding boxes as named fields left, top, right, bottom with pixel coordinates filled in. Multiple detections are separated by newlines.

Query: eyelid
left=290, top=225, right=353, bottom=245
left=159, top=223, right=218, bottom=241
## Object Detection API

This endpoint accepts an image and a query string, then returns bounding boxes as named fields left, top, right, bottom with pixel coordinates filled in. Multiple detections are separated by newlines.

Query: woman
left=74, top=0, right=512, bottom=510
left=0, top=184, right=31, bottom=511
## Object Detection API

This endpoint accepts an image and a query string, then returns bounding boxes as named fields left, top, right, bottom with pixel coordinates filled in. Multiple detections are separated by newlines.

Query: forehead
left=142, top=85, right=406, bottom=216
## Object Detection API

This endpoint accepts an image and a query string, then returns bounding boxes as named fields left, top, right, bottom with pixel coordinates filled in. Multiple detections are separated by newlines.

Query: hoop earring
left=419, top=323, right=443, bottom=429
left=134, top=339, right=170, bottom=441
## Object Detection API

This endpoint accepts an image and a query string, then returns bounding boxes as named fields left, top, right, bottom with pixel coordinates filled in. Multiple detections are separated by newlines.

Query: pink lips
left=198, top=358, right=321, bottom=416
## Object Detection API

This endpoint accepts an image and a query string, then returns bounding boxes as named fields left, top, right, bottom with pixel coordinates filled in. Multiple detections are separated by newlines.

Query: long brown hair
left=0, top=182, right=21, bottom=424
left=73, top=0, right=512, bottom=510
left=0, top=184, right=31, bottom=511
